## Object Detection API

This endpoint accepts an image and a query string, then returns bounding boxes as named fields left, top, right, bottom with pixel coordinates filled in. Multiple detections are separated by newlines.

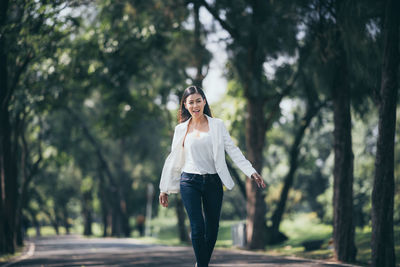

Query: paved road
left=1, top=235, right=360, bottom=267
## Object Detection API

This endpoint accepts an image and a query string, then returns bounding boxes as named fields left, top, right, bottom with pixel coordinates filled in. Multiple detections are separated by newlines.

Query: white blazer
left=159, top=115, right=256, bottom=194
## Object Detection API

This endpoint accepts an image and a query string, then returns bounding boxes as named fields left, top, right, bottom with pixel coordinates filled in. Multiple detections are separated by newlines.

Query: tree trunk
left=49, top=211, right=60, bottom=236
left=102, top=209, right=108, bottom=237
left=0, top=0, right=8, bottom=253
left=111, top=195, right=129, bottom=237
left=98, top=170, right=110, bottom=237
left=199, top=0, right=271, bottom=250
left=66, top=107, right=126, bottom=237
left=35, top=224, right=41, bottom=237
left=16, top=124, right=42, bottom=245
left=193, top=0, right=205, bottom=86
left=63, top=207, right=70, bottom=235
left=28, top=209, right=41, bottom=237
left=268, top=102, right=322, bottom=244
left=226, top=161, right=247, bottom=219
left=371, top=0, right=399, bottom=266
left=54, top=224, right=59, bottom=235
left=120, top=196, right=130, bottom=237
left=116, top=140, right=131, bottom=238
left=111, top=205, right=122, bottom=236
left=176, top=195, right=189, bottom=243
left=83, top=191, right=93, bottom=236
left=16, top=221, right=23, bottom=247
left=0, top=12, right=17, bottom=254
left=245, top=99, right=267, bottom=249
left=331, top=38, right=356, bottom=262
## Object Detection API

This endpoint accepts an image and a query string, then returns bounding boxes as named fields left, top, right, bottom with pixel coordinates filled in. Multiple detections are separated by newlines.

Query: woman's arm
left=221, top=122, right=266, bottom=188
left=251, top=172, right=266, bottom=189
left=159, top=193, right=169, bottom=207
left=159, top=125, right=180, bottom=198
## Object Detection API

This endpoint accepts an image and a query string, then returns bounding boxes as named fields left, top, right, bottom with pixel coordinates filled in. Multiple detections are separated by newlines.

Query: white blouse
left=182, top=131, right=217, bottom=175
left=159, top=115, right=257, bottom=194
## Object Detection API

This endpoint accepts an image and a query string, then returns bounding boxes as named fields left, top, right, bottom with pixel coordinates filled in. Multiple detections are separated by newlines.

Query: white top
left=159, top=115, right=257, bottom=194
left=182, top=131, right=217, bottom=175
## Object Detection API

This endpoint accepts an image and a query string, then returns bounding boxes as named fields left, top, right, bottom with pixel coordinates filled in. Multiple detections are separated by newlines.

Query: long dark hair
left=178, top=86, right=212, bottom=123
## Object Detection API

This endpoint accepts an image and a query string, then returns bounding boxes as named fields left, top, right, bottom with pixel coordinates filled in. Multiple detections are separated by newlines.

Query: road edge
left=215, top=246, right=363, bottom=267
left=1, top=242, right=35, bottom=267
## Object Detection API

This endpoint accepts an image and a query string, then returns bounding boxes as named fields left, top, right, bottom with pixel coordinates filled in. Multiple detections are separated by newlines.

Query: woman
left=159, top=86, right=266, bottom=267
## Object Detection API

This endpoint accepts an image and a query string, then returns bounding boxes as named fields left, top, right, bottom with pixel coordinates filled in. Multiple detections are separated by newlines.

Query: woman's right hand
left=159, top=193, right=169, bottom=207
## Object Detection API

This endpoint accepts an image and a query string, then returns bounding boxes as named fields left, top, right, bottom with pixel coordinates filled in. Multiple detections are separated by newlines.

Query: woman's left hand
left=251, top=173, right=266, bottom=189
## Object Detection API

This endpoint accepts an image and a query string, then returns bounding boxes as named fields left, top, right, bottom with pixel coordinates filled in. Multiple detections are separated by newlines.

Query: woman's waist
left=180, top=172, right=221, bottom=185
left=182, top=161, right=216, bottom=174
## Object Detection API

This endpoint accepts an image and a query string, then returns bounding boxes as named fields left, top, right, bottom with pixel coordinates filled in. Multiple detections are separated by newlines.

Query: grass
left=26, top=223, right=105, bottom=238
left=0, top=244, right=24, bottom=263
left=141, top=212, right=400, bottom=266
left=267, top=213, right=334, bottom=260
left=266, top=213, right=400, bottom=266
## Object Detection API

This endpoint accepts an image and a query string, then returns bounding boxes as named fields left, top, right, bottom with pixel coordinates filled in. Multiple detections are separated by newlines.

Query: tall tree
left=371, top=0, right=399, bottom=266
left=192, top=0, right=209, bottom=87
left=37, top=0, right=207, bottom=239
left=268, top=79, right=325, bottom=244
left=0, top=0, right=19, bottom=253
left=303, top=0, right=358, bottom=261
left=199, top=0, right=298, bottom=249
left=0, top=0, right=12, bottom=253
left=329, top=1, right=357, bottom=261
left=0, top=0, right=72, bottom=253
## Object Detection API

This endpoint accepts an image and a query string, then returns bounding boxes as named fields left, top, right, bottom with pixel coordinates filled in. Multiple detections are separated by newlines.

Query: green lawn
left=267, top=213, right=400, bottom=266
left=267, top=213, right=334, bottom=260
left=0, top=247, right=24, bottom=263
left=143, top=212, right=400, bottom=266
left=26, top=223, right=104, bottom=237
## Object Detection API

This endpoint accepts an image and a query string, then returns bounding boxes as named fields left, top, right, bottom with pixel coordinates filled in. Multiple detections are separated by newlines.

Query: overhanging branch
left=198, top=0, right=240, bottom=40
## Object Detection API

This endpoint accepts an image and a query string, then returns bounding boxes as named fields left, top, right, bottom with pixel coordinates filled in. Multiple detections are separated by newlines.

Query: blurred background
left=0, top=0, right=399, bottom=265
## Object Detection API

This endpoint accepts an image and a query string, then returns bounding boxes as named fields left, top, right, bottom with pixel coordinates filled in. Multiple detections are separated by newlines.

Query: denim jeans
left=180, top=172, right=223, bottom=267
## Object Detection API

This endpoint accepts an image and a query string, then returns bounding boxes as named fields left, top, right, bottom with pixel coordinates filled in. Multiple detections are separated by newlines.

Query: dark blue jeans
left=180, top=172, right=223, bottom=267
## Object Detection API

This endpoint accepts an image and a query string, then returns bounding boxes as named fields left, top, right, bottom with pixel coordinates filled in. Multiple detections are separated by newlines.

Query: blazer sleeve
left=170, top=124, right=180, bottom=149
left=221, top=121, right=257, bottom=178
left=159, top=126, right=180, bottom=194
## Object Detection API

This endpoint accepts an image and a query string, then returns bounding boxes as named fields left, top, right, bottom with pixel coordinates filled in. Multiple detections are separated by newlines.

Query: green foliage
left=0, top=0, right=213, bottom=240
left=2, top=0, right=399, bottom=261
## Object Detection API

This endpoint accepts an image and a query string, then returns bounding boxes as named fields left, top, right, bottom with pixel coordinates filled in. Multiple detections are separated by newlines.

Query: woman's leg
left=203, top=177, right=223, bottom=264
left=180, top=176, right=208, bottom=267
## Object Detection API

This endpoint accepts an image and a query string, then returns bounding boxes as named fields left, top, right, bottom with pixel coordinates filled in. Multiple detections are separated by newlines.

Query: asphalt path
left=1, top=235, right=361, bottom=267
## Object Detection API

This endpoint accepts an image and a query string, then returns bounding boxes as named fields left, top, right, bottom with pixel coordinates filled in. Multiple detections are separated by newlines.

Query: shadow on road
left=2, top=235, right=360, bottom=267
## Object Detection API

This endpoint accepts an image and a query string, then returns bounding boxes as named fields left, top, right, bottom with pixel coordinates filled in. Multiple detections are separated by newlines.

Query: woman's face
left=184, top=93, right=206, bottom=119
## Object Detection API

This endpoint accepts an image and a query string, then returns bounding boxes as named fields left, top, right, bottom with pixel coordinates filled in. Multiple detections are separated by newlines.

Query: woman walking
left=159, top=86, right=266, bottom=267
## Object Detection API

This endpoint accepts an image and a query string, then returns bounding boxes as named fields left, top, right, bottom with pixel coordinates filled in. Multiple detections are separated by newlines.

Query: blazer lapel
left=206, top=115, right=219, bottom=162
left=175, top=115, right=218, bottom=161
left=172, top=118, right=191, bottom=151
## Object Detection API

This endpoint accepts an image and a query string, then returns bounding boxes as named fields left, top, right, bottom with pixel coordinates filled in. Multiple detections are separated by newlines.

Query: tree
left=268, top=77, right=325, bottom=244
left=199, top=0, right=298, bottom=249
left=0, top=0, right=78, bottom=254
left=1, top=0, right=22, bottom=253
left=30, top=0, right=208, bottom=239
left=329, top=2, right=357, bottom=261
left=300, top=0, right=359, bottom=261
left=371, top=0, right=399, bottom=265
